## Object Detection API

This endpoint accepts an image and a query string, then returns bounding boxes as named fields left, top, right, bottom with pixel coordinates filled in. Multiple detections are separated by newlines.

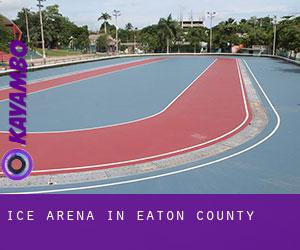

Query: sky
left=0, top=0, right=299, bottom=31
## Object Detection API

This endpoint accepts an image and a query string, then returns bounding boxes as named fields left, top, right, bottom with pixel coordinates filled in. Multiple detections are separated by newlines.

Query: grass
left=36, top=49, right=82, bottom=57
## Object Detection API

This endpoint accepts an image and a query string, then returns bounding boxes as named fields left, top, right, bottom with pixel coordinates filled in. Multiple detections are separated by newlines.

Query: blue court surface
left=0, top=56, right=214, bottom=131
left=0, top=55, right=299, bottom=194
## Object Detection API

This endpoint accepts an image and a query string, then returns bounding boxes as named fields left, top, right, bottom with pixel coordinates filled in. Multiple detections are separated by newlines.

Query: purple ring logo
left=1, top=149, right=33, bottom=180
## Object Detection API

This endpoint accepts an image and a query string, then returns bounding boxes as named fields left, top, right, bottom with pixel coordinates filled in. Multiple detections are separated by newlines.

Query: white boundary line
left=1, top=58, right=281, bottom=194
left=29, top=58, right=249, bottom=173
left=0, top=57, right=149, bottom=90
left=0, top=58, right=163, bottom=102
left=25, top=58, right=217, bottom=134
left=0, top=58, right=215, bottom=134
left=1, top=58, right=250, bottom=175
left=0, top=57, right=166, bottom=133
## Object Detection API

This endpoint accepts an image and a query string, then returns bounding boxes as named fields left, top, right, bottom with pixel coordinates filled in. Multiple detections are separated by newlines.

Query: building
left=89, top=33, right=117, bottom=53
left=181, top=20, right=204, bottom=29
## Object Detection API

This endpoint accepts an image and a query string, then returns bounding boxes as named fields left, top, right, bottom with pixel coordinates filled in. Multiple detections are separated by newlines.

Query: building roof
left=89, top=34, right=116, bottom=46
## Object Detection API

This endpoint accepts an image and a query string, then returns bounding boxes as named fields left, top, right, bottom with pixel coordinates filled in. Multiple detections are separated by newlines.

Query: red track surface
left=0, top=58, right=251, bottom=175
left=0, top=57, right=164, bottom=101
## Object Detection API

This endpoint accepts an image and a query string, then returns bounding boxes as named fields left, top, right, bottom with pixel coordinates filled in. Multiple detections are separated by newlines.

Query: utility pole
left=207, top=11, right=216, bottom=52
left=179, top=7, right=183, bottom=27
left=253, top=17, right=257, bottom=42
left=272, top=15, right=277, bottom=56
left=37, top=0, right=46, bottom=64
left=24, top=8, right=31, bottom=44
left=113, top=10, right=121, bottom=54
left=134, top=27, right=138, bottom=54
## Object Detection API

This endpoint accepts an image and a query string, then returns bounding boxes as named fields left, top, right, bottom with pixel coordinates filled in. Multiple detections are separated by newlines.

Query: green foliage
left=36, top=48, right=82, bottom=57
left=99, top=22, right=116, bottom=37
left=157, top=14, right=179, bottom=52
left=98, top=12, right=111, bottom=34
left=2, top=7, right=299, bottom=55
left=118, top=29, right=134, bottom=43
left=14, top=5, right=90, bottom=51
left=186, top=27, right=207, bottom=52
left=277, top=16, right=300, bottom=52
left=0, top=18, right=13, bottom=52
left=213, top=18, right=243, bottom=52
left=98, top=12, right=111, bottom=22
left=125, top=23, right=133, bottom=30
left=212, top=15, right=298, bottom=53
left=96, top=34, right=109, bottom=52
left=139, top=25, right=160, bottom=52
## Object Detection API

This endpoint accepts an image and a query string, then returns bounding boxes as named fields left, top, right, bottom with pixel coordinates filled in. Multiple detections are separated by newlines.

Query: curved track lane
left=0, top=58, right=251, bottom=175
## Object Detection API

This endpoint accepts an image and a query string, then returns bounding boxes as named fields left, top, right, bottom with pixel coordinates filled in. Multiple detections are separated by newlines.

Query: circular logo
left=1, top=149, right=33, bottom=180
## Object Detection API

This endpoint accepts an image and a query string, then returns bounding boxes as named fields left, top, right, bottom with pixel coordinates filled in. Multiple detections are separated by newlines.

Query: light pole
left=134, top=27, right=138, bottom=53
left=272, top=15, right=277, bottom=56
left=37, top=0, right=46, bottom=64
left=113, top=9, right=121, bottom=54
left=207, top=11, right=216, bottom=52
left=24, top=8, right=31, bottom=44
left=253, top=17, right=257, bottom=42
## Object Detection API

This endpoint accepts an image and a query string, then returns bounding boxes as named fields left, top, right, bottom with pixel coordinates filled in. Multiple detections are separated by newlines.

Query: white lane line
left=0, top=58, right=164, bottom=106
left=2, top=58, right=280, bottom=194
left=0, top=59, right=215, bottom=135
left=0, top=57, right=166, bottom=135
left=0, top=57, right=150, bottom=90
left=0, top=59, right=217, bottom=175
left=28, top=58, right=250, bottom=174
left=0, top=59, right=274, bottom=194
left=4, top=58, right=215, bottom=134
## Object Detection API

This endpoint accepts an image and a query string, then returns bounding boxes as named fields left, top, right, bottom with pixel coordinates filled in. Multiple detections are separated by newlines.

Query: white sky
left=0, top=0, right=299, bottom=31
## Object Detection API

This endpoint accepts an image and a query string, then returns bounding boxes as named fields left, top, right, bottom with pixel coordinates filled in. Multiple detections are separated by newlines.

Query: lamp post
left=134, top=27, right=138, bottom=53
left=272, top=15, right=277, bottom=56
left=113, top=10, right=121, bottom=54
left=24, top=7, right=33, bottom=65
left=37, top=0, right=46, bottom=64
left=207, top=11, right=216, bottom=52
left=24, top=8, right=31, bottom=44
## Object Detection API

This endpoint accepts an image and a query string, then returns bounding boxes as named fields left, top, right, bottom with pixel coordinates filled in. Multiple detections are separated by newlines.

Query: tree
left=43, top=5, right=63, bottom=48
left=14, top=5, right=90, bottom=51
left=139, top=25, right=160, bottom=52
left=98, top=12, right=111, bottom=34
left=213, top=18, right=242, bottom=52
left=73, top=25, right=90, bottom=51
left=14, top=8, right=37, bottom=46
left=157, top=14, right=178, bottom=53
left=277, top=16, right=300, bottom=53
left=9, top=8, right=300, bottom=56
left=0, top=18, right=13, bottom=52
left=212, top=16, right=274, bottom=51
left=118, top=28, right=133, bottom=43
left=125, top=23, right=133, bottom=30
left=187, top=27, right=207, bottom=53
left=96, top=34, right=109, bottom=52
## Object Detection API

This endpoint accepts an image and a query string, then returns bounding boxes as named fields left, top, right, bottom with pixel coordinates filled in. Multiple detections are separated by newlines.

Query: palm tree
left=125, top=23, right=133, bottom=31
left=98, top=12, right=111, bottom=34
left=158, top=14, right=178, bottom=53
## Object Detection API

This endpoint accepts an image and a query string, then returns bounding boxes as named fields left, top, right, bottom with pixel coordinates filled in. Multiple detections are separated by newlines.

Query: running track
left=0, top=57, right=164, bottom=101
left=0, top=57, right=250, bottom=175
